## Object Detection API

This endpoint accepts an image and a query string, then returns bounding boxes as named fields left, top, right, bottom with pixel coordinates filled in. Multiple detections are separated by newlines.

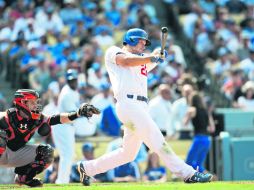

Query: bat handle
left=160, top=49, right=164, bottom=56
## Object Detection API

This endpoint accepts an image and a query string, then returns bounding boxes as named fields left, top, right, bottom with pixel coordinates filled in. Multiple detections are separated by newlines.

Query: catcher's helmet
left=13, top=89, right=42, bottom=120
left=123, top=28, right=151, bottom=46
left=66, top=69, right=78, bottom=81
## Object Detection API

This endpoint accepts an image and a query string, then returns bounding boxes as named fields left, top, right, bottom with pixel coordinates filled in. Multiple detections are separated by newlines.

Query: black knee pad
left=15, top=144, right=54, bottom=181
left=36, top=144, right=54, bottom=167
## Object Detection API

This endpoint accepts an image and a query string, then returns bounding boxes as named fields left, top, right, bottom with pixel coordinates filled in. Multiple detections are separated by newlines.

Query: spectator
left=108, top=162, right=140, bottom=182
left=240, top=43, right=254, bottom=78
left=163, top=50, right=185, bottom=83
left=237, top=80, right=254, bottom=111
left=183, top=3, right=214, bottom=39
left=184, top=91, right=215, bottom=173
left=225, top=0, right=246, bottom=13
left=94, top=27, right=114, bottom=48
left=35, top=3, right=64, bottom=35
left=0, top=19, right=14, bottom=54
left=142, top=152, right=167, bottom=182
left=28, top=56, right=50, bottom=93
left=59, top=0, right=83, bottom=27
left=20, top=41, right=41, bottom=88
left=105, top=0, right=122, bottom=27
left=149, top=84, right=174, bottom=137
left=237, top=31, right=251, bottom=61
left=213, top=47, right=231, bottom=78
left=198, top=0, right=217, bottom=16
left=171, top=83, right=194, bottom=139
left=87, top=63, right=108, bottom=90
left=70, top=143, right=111, bottom=183
left=221, top=69, right=244, bottom=106
left=166, top=34, right=186, bottom=67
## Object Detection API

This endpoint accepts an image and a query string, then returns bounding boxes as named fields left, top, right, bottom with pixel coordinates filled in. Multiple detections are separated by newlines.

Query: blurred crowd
left=176, top=0, right=254, bottom=108
left=1, top=0, right=254, bottom=184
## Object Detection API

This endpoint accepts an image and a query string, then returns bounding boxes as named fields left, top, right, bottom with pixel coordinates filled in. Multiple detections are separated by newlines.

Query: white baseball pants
left=83, top=98, right=195, bottom=180
left=52, top=124, right=75, bottom=184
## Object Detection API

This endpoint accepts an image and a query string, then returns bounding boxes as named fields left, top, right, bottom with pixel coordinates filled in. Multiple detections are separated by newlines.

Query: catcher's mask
left=13, top=89, right=42, bottom=120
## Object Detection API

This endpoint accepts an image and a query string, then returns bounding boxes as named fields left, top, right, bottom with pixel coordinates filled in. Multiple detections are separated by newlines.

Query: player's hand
left=160, top=49, right=168, bottom=59
left=151, top=49, right=168, bottom=63
left=78, top=103, right=101, bottom=118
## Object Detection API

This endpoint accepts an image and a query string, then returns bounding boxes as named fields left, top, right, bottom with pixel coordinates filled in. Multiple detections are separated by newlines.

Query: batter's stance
left=0, top=89, right=100, bottom=187
left=77, top=28, right=213, bottom=185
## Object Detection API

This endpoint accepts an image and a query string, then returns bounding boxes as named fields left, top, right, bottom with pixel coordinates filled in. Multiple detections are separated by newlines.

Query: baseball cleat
left=77, top=161, right=90, bottom=186
left=14, top=174, right=43, bottom=187
left=184, top=172, right=213, bottom=183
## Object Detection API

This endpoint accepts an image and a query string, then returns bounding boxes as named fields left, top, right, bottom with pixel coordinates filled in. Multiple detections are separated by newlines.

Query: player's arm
left=47, top=103, right=100, bottom=125
left=115, top=49, right=163, bottom=67
left=115, top=53, right=155, bottom=67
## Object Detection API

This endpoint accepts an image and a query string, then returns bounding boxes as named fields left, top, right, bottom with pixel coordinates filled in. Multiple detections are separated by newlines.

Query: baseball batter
left=77, top=28, right=213, bottom=185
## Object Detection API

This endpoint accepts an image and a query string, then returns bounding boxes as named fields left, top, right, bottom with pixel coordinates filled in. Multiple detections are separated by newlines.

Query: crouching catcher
left=0, top=89, right=100, bottom=187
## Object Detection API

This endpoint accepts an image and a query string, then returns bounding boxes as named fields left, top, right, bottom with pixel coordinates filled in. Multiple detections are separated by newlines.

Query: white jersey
left=58, top=84, right=80, bottom=112
left=105, top=46, right=156, bottom=99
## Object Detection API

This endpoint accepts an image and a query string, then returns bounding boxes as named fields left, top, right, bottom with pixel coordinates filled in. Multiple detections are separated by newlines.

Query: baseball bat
left=160, top=27, right=168, bottom=56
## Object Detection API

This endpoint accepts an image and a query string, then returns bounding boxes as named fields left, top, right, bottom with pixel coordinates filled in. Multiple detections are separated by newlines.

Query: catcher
left=0, top=89, right=100, bottom=187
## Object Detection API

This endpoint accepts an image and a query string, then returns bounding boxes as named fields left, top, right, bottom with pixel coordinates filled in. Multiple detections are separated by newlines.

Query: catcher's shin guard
left=14, top=144, right=54, bottom=185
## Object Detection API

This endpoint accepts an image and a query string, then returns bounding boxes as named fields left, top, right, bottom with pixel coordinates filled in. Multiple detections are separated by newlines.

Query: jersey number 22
left=141, top=65, right=147, bottom=76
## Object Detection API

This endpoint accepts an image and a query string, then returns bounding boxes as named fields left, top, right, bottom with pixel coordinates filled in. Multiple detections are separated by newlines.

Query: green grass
left=1, top=182, right=254, bottom=190
left=6, top=139, right=251, bottom=190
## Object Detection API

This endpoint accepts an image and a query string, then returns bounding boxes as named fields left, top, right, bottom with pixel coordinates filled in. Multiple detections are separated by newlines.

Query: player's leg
left=83, top=127, right=142, bottom=177
left=116, top=101, right=195, bottom=179
left=52, top=124, right=75, bottom=184
left=123, top=103, right=212, bottom=182
left=6, top=144, right=54, bottom=187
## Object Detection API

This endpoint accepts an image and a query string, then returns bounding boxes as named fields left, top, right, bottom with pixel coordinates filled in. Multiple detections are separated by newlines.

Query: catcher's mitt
left=78, top=103, right=101, bottom=118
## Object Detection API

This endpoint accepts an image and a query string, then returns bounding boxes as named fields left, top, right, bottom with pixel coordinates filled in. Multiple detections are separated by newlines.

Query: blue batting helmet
left=123, top=28, right=151, bottom=46
left=66, top=69, right=78, bottom=81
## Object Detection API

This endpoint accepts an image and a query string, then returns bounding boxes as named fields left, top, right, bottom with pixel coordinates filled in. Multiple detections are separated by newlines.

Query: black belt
left=127, top=94, right=148, bottom=103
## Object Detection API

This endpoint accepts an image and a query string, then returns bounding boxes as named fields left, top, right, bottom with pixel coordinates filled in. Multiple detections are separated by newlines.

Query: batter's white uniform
left=52, top=84, right=80, bottom=184
left=82, top=46, right=195, bottom=180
